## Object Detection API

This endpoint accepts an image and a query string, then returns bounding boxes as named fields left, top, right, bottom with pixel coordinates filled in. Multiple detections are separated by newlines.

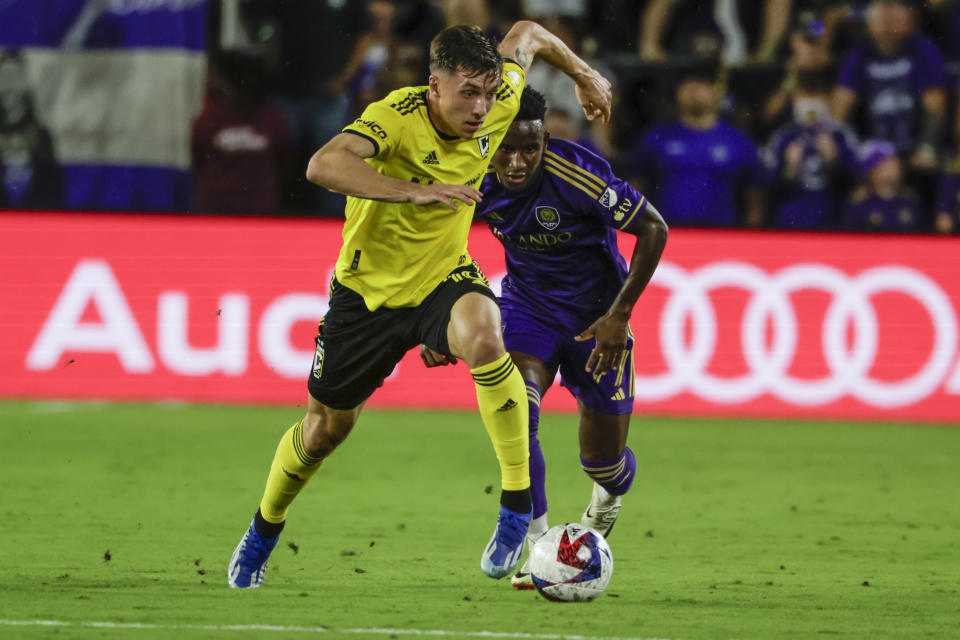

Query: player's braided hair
left=429, top=25, right=502, bottom=77
left=516, top=86, right=547, bottom=123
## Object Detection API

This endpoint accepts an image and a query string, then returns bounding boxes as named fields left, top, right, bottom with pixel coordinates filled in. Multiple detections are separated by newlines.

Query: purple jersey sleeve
left=546, top=140, right=650, bottom=234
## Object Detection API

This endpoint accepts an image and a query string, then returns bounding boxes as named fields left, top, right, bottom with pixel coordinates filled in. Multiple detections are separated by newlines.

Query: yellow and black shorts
left=307, top=261, right=497, bottom=410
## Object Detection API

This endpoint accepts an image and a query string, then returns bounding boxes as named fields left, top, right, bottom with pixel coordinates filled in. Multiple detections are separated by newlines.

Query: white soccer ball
left=529, top=523, right=613, bottom=602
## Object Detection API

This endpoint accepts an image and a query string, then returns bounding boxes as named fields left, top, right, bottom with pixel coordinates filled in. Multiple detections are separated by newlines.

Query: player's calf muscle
left=301, top=408, right=358, bottom=458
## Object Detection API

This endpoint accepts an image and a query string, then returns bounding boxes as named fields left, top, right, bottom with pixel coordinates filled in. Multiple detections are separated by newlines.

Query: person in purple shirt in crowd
left=934, top=156, right=960, bottom=235
left=844, top=139, right=923, bottom=231
left=831, top=0, right=947, bottom=170
left=763, top=67, right=859, bottom=229
left=420, top=87, right=668, bottom=589
left=629, top=60, right=766, bottom=227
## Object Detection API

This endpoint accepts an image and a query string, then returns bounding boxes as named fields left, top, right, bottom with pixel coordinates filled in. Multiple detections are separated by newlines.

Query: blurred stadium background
left=1, top=0, right=958, bottom=421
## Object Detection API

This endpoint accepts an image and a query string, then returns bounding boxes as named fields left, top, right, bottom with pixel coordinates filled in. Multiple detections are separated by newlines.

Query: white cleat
left=581, top=482, right=622, bottom=538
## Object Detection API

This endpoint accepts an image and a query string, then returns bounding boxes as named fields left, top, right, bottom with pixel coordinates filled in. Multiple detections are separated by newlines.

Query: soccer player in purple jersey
left=421, top=87, right=668, bottom=589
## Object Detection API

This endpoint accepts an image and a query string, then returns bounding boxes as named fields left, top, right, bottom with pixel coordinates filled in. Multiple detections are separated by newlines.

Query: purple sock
left=526, top=381, right=548, bottom=518
left=581, top=447, right=636, bottom=496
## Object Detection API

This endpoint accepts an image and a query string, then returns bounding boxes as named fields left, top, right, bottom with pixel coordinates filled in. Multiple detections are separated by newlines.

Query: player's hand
left=574, top=313, right=629, bottom=375
left=419, top=344, right=458, bottom=367
left=574, top=70, right=613, bottom=124
left=409, top=182, right=483, bottom=210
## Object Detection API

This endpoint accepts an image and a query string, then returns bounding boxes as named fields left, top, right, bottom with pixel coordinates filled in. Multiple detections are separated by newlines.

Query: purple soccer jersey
left=837, top=35, right=946, bottom=154
left=763, top=121, right=858, bottom=229
left=630, top=120, right=763, bottom=227
left=476, top=138, right=647, bottom=414
left=843, top=190, right=923, bottom=232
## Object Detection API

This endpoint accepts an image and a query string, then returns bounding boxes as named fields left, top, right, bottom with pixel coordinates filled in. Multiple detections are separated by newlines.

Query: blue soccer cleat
left=228, top=518, right=281, bottom=589
left=481, top=504, right=532, bottom=578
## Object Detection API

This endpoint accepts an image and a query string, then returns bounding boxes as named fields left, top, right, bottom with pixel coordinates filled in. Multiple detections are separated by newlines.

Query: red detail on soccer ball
left=556, top=529, right=588, bottom=569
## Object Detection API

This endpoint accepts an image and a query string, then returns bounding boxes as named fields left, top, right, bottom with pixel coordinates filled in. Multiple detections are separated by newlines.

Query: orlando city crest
left=478, top=134, right=490, bottom=158
left=535, top=206, right=560, bottom=230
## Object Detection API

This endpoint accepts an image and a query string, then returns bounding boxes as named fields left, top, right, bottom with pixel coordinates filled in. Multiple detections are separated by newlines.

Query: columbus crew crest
left=312, top=337, right=325, bottom=379
left=535, top=206, right=561, bottom=230
left=478, top=134, right=490, bottom=158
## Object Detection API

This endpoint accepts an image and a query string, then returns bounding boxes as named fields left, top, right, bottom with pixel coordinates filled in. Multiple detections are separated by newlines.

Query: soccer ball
left=529, top=523, right=613, bottom=602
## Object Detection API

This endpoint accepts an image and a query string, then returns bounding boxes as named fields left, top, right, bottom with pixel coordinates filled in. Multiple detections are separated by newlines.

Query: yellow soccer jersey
left=336, top=60, right=526, bottom=310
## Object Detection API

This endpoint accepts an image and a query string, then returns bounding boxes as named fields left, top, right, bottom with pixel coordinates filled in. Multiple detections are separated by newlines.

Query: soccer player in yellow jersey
left=228, top=22, right=612, bottom=588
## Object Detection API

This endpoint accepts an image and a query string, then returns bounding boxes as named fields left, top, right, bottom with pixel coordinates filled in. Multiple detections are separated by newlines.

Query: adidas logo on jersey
left=422, top=150, right=440, bottom=165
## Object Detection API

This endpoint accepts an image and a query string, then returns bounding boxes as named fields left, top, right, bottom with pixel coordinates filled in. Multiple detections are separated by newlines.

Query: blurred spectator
left=762, top=9, right=831, bottom=128
left=266, top=1, right=367, bottom=214
left=544, top=107, right=603, bottom=156
left=191, top=52, right=293, bottom=214
left=844, top=139, right=923, bottom=231
left=0, top=49, right=64, bottom=210
left=442, top=0, right=490, bottom=28
left=522, top=0, right=587, bottom=44
left=763, top=66, right=858, bottom=228
left=934, top=155, right=960, bottom=234
left=326, top=0, right=397, bottom=117
left=526, top=33, right=614, bottom=155
left=639, top=0, right=793, bottom=65
left=831, top=0, right=947, bottom=170
left=923, top=0, right=960, bottom=65
left=630, top=61, right=766, bottom=227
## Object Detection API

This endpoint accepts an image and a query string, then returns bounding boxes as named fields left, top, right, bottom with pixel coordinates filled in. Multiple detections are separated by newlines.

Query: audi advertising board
left=2, top=211, right=958, bottom=422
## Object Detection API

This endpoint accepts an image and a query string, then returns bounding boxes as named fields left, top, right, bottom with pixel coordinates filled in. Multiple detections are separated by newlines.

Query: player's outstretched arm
left=307, top=133, right=483, bottom=210
left=498, top=20, right=612, bottom=123
left=575, top=202, right=668, bottom=374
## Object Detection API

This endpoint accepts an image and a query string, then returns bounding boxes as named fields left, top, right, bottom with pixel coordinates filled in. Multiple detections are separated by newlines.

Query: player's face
left=492, top=120, right=547, bottom=191
left=429, top=68, right=500, bottom=138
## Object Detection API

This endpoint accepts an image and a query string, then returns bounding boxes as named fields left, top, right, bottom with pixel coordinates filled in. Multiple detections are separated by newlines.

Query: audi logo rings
left=635, top=262, right=959, bottom=408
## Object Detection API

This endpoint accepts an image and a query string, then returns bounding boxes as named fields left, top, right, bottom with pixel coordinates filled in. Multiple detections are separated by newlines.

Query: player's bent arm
left=306, top=133, right=482, bottom=209
left=575, top=202, right=667, bottom=374
left=307, top=133, right=413, bottom=202
left=499, top=20, right=612, bottom=123
left=607, top=201, right=668, bottom=320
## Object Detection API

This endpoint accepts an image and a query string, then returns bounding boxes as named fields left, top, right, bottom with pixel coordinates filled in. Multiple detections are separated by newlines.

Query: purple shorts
left=501, top=302, right=634, bottom=415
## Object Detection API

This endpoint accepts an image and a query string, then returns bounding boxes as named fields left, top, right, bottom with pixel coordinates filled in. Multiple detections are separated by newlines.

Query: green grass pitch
left=0, top=400, right=957, bottom=640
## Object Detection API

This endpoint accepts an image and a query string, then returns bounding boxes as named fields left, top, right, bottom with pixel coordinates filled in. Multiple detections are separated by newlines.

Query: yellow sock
left=471, top=353, right=530, bottom=491
left=259, top=420, right=322, bottom=523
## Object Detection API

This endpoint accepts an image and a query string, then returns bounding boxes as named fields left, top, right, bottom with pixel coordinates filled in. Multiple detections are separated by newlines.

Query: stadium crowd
left=4, top=0, right=960, bottom=233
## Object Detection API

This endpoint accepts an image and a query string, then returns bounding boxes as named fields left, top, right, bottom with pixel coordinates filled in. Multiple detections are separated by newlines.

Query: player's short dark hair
left=429, top=25, right=502, bottom=77
left=516, top=86, right=547, bottom=123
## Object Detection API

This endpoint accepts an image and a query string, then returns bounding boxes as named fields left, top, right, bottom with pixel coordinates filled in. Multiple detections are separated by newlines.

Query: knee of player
left=457, top=332, right=506, bottom=368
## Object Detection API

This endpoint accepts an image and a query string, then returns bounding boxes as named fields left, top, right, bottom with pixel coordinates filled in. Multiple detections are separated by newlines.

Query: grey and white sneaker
left=581, top=482, right=622, bottom=538
left=510, top=559, right=534, bottom=590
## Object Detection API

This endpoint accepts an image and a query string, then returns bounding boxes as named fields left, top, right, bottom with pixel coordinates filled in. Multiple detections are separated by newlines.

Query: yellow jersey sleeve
left=342, top=93, right=417, bottom=158
left=481, top=59, right=525, bottom=134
